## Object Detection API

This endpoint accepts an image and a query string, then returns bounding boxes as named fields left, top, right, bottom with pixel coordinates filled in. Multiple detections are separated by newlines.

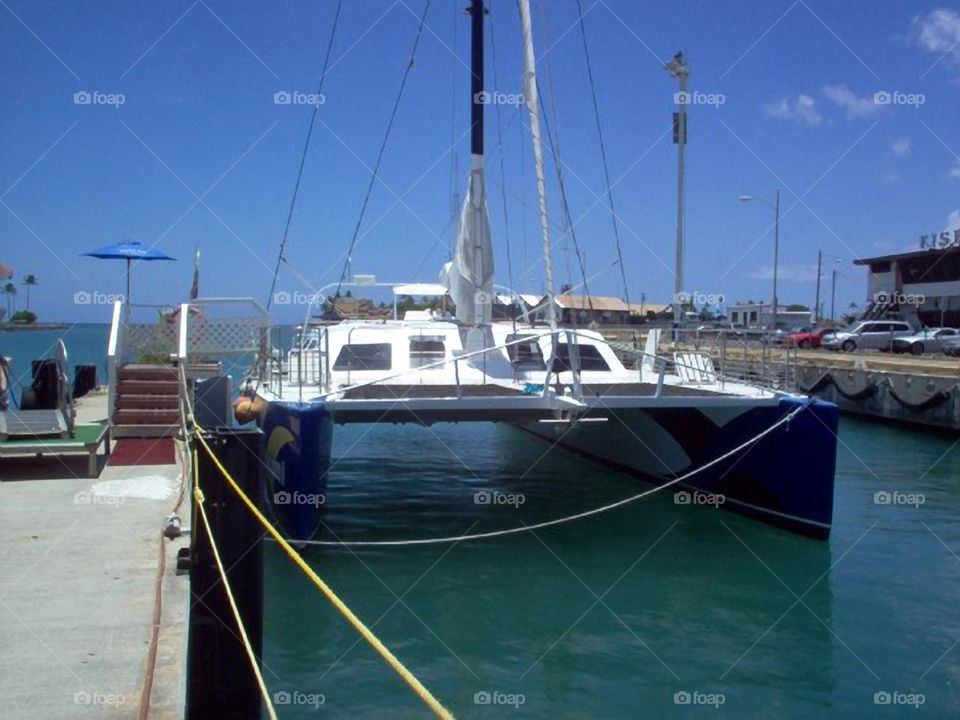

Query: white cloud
left=912, top=9, right=960, bottom=63
left=763, top=94, right=822, bottom=126
left=748, top=264, right=820, bottom=282
left=948, top=210, right=960, bottom=232
left=821, top=84, right=880, bottom=118
left=891, top=137, right=911, bottom=155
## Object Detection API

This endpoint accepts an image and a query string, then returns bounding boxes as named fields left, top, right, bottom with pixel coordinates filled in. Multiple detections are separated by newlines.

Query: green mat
left=0, top=422, right=107, bottom=447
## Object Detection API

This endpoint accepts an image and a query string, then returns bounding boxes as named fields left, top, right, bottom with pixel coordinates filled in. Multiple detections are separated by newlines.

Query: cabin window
left=553, top=343, right=610, bottom=372
left=409, top=336, right=445, bottom=368
left=333, top=343, right=392, bottom=371
left=505, top=334, right=546, bottom=369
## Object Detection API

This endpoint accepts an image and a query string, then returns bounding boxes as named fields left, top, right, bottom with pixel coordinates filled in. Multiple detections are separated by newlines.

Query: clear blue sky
left=2, top=0, right=959, bottom=322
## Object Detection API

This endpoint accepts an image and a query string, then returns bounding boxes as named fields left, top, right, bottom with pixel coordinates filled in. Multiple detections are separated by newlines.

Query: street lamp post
left=738, top=190, right=780, bottom=329
left=664, top=52, right=689, bottom=326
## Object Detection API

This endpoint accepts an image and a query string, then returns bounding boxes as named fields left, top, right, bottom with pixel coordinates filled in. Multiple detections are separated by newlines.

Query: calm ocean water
left=3, top=326, right=957, bottom=717
left=0, top=324, right=112, bottom=388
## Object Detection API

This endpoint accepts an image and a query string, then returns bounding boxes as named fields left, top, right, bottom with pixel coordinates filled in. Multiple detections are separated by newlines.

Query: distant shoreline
left=0, top=323, right=71, bottom=332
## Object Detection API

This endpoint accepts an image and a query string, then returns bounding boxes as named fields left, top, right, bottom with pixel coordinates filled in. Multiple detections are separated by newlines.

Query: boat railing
left=262, top=322, right=795, bottom=404
left=656, top=327, right=798, bottom=391
left=106, top=300, right=125, bottom=419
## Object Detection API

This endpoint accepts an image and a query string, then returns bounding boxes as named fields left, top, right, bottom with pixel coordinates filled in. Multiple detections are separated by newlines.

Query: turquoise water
left=262, top=419, right=960, bottom=718
left=3, top=328, right=957, bottom=717
left=0, top=324, right=111, bottom=388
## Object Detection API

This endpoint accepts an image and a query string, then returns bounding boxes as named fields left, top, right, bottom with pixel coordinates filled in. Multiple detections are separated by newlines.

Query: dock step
left=113, top=408, right=180, bottom=425
left=116, top=394, right=180, bottom=410
left=118, top=364, right=179, bottom=381
left=117, top=379, right=179, bottom=395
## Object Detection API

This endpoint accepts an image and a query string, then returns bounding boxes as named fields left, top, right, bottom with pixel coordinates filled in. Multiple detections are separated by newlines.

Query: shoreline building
left=728, top=303, right=812, bottom=329
left=853, top=237, right=960, bottom=328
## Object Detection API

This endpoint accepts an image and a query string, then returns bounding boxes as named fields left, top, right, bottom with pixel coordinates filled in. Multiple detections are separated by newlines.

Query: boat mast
left=470, top=0, right=486, bottom=328
left=470, top=0, right=484, bottom=159
left=517, top=0, right=558, bottom=332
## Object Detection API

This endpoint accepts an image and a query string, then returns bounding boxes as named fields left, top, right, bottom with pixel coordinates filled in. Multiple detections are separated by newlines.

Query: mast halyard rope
left=267, top=0, right=343, bottom=311
left=489, top=6, right=518, bottom=332
left=334, top=0, right=434, bottom=300
left=574, top=0, right=631, bottom=309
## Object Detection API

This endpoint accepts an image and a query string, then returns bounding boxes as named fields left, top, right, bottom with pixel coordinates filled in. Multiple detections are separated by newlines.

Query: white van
left=821, top=320, right=914, bottom=352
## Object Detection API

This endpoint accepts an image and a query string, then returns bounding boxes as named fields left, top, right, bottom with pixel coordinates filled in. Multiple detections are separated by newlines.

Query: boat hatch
left=333, top=343, right=392, bottom=371
left=554, top=343, right=610, bottom=372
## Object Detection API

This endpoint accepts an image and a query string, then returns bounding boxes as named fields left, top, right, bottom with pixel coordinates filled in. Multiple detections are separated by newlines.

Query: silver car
left=891, top=328, right=958, bottom=356
left=821, top=320, right=914, bottom=352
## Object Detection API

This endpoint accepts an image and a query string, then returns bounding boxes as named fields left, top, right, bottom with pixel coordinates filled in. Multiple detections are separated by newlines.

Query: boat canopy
left=392, top=283, right=449, bottom=297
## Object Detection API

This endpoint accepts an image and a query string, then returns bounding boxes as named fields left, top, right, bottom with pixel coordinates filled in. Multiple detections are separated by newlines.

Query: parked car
left=786, top=327, right=835, bottom=348
left=891, top=328, right=959, bottom=356
left=821, top=320, right=914, bottom=352
left=939, top=333, right=960, bottom=357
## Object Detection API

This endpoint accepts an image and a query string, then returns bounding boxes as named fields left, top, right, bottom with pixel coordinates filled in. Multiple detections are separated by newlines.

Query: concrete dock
left=0, top=391, right=190, bottom=718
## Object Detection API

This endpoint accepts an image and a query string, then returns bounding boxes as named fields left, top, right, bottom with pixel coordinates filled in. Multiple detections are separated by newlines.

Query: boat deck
left=343, top=384, right=526, bottom=399
left=581, top=382, right=732, bottom=397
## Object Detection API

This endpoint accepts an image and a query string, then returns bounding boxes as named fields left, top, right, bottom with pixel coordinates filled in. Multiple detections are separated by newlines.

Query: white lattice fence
left=126, top=322, right=178, bottom=360
left=184, top=317, right=266, bottom=357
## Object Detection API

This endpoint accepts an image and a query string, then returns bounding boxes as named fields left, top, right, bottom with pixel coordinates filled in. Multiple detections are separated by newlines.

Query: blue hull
left=520, top=396, right=838, bottom=539
left=260, top=401, right=333, bottom=542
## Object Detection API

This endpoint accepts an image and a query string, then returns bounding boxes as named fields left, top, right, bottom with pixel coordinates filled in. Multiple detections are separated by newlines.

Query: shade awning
left=392, top=283, right=449, bottom=297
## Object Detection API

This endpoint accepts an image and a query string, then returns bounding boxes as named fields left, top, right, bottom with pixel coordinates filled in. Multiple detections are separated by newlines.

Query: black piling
left=186, top=428, right=265, bottom=720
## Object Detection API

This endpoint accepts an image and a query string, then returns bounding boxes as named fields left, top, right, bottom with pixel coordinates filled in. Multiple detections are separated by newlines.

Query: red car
left=786, top=328, right=834, bottom=348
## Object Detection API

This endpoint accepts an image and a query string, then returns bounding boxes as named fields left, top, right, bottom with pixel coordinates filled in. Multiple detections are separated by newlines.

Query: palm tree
left=22, top=274, right=37, bottom=311
left=3, top=282, right=16, bottom=316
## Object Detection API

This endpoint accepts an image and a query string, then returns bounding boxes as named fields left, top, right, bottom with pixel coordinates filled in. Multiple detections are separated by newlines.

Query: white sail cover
left=446, top=153, right=494, bottom=325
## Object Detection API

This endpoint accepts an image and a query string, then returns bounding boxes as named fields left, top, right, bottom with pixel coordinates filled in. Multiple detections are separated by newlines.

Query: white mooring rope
left=285, top=402, right=809, bottom=547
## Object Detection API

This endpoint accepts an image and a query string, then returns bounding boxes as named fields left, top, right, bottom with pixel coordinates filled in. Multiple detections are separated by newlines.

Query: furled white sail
left=447, top=153, right=494, bottom=326
left=518, top=0, right=557, bottom=332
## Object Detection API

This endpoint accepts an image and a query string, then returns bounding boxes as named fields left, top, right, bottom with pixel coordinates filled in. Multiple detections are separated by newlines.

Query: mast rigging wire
left=536, top=86, right=593, bottom=314
left=574, top=0, right=631, bottom=308
left=333, top=0, right=434, bottom=300
left=266, top=0, right=343, bottom=310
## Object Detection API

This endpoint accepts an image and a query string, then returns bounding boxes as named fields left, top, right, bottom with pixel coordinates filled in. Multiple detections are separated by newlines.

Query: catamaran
left=240, top=0, right=838, bottom=543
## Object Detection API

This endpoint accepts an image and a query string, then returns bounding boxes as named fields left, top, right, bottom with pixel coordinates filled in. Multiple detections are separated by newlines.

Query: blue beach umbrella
left=81, top=241, right=176, bottom=304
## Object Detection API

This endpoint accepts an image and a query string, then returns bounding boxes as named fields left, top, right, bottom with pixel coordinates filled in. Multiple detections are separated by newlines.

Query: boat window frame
left=505, top=333, right=547, bottom=370
left=332, top=342, right=393, bottom=371
left=553, top=343, right=611, bottom=372
left=408, top=334, right=446, bottom=369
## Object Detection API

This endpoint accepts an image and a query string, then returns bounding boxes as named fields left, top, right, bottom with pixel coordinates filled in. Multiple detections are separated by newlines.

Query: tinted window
left=333, top=343, right=392, bottom=371
left=409, top=338, right=445, bottom=368
left=554, top=344, right=610, bottom=372
left=506, top=334, right=546, bottom=369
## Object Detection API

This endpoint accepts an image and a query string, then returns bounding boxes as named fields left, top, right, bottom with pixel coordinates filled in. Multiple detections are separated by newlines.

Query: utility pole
left=831, top=269, right=837, bottom=322
left=814, top=250, right=822, bottom=324
left=664, top=52, right=688, bottom=327
left=772, top=189, right=780, bottom=329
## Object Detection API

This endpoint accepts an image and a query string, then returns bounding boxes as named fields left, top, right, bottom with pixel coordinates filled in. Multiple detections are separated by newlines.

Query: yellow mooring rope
left=194, top=433, right=455, bottom=720
left=192, top=447, right=278, bottom=720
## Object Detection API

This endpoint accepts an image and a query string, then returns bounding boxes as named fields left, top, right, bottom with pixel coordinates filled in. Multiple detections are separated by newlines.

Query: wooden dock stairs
left=112, top=364, right=180, bottom=438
